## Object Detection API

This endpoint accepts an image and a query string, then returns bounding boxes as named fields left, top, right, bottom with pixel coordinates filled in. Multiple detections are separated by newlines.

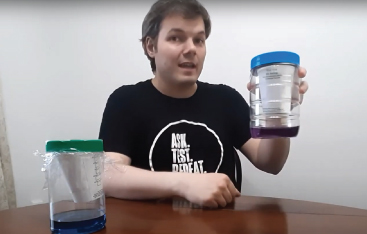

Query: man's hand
left=177, top=173, right=241, bottom=208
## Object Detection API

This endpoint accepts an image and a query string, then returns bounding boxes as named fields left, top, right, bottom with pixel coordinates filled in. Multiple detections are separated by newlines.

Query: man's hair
left=140, top=0, right=211, bottom=73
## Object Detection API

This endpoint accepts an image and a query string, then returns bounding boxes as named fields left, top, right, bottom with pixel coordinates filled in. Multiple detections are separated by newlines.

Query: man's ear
left=145, top=37, right=156, bottom=58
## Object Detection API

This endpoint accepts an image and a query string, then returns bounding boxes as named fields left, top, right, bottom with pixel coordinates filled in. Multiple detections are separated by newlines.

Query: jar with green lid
left=45, top=139, right=106, bottom=234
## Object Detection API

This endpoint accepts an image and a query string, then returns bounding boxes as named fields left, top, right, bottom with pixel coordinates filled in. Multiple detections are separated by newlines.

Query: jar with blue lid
left=249, top=51, right=301, bottom=138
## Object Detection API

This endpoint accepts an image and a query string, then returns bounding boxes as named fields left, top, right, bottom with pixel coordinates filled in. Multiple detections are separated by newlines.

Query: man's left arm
left=240, top=138, right=290, bottom=175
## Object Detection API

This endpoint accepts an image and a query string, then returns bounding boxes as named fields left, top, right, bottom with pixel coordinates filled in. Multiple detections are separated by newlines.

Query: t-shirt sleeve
left=228, top=86, right=252, bottom=149
left=98, top=88, right=137, bottom=157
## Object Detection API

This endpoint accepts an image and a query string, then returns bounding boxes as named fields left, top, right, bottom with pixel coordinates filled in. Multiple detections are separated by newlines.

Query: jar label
left=257, top=65, right=296, bottom=114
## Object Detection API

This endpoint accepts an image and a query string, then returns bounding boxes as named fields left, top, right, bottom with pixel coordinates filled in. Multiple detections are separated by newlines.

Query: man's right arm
left=103, top=152, right=185, bottom=200
left=102, top=152, right=241, bottom=208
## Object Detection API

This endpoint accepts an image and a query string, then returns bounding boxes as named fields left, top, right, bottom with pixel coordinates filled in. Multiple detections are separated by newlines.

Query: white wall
left=1, top=1, right=367, bottom=209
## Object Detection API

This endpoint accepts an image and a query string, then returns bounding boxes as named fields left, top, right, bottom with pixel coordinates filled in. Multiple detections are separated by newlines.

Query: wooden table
left=1, top=196, right=367, bottom=234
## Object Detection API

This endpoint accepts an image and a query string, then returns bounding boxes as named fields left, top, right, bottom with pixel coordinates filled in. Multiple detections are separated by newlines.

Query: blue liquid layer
left=51, top=209, right=106, bottom=234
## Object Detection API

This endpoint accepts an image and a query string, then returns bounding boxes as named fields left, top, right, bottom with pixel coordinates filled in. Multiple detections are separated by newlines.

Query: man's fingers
left=222, top=188, right=233, bottom=204
left=247, top=82, right=252, bottom=91
left=227, top=181, right=241, bottom=197
left=216, top=194, right=227, bottom=207
left=298, top=67, right=307, bottom=78
left=299, top=80, right=308, bottom=94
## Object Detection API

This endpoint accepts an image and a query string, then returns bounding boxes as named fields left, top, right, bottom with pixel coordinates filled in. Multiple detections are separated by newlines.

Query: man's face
left=152, top=14, right=207, bottom=85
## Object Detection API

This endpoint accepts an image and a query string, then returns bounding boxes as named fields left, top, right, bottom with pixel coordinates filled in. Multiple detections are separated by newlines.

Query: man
left=99, top=0, right=309, bottom=208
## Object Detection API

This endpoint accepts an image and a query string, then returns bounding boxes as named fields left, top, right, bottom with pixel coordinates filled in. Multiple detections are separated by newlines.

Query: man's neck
left=151, top=76, right=197, bottom=99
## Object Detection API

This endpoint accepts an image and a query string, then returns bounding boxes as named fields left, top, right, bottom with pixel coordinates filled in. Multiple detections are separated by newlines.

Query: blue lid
left=251, top=51, right=300, bottom=69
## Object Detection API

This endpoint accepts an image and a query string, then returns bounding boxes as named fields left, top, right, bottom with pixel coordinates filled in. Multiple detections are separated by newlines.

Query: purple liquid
left=250, top=126, right=299, bottom=138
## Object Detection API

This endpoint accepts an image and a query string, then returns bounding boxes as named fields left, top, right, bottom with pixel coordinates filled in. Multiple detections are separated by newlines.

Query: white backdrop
left=1, top=1, right=367, bottom=209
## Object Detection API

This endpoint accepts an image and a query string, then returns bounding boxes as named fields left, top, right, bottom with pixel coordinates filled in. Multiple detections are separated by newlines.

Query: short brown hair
left=140, top=0, right=211, bottom=73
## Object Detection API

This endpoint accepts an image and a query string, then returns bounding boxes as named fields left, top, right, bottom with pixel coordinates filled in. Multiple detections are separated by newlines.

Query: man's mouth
left=178, top=62, right=196, bottom=69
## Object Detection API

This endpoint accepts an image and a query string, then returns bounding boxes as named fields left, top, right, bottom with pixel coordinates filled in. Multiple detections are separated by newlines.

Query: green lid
left=45, top=139, right=103, bottom=152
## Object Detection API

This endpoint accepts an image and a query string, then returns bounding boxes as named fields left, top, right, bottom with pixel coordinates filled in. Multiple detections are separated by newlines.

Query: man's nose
left=183, top=39, right=196, bottom=55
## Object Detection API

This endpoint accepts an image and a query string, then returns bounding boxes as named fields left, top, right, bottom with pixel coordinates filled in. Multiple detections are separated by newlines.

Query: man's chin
left=174, top=76, right=199, bottom=85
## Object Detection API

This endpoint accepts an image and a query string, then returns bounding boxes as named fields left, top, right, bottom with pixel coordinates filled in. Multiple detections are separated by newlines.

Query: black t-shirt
left=98, top=79, right=251, bottom=184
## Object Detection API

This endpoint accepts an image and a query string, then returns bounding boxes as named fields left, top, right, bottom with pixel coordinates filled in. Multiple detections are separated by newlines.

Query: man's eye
left=195, top=38, right=205, bottom=44
left=170, top=36, right=179, bottom=41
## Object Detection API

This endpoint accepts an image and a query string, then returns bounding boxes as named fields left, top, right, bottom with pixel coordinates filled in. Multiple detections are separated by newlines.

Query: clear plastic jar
left=249, top=51, right=301, bottom=138
left=45, top=140, right=106, bottom=234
